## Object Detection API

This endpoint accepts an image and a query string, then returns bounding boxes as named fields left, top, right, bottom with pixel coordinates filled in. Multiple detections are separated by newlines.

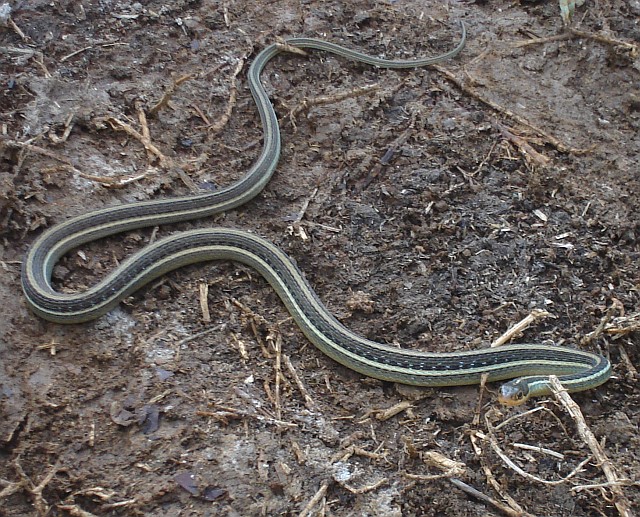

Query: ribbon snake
left=21, top=21, right=611, bottom=405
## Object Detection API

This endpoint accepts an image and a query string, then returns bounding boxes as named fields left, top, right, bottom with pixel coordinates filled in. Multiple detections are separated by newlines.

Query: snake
left=20, top=21, right=611, bottom=405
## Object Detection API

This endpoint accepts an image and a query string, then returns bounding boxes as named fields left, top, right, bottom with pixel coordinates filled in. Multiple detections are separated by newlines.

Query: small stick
left=282, top=353, right=316, bottom=410
left=75, top=169, right=149, bottom=187
left=298, top=480, right=330, bottom=517
left=199, top=281, right=211, bottom=323
left=275, top=41, right=308, bottom=58
left=375, top=400, right=413, bottom=421
left=304, top=221, right=341, bottom=233
left=424, top=451, right=466, bottom=474
left=60, top=45, right=93, bottom=62
left=229, top=332, right=249, bottom=360
left=433, top=65, right=591, bottom=154
left=572, top=480, right=638, bottom=493
left=473, top=372, right=489, bottom=426
left=56, top=504, right=99, bottom=517
left=230, top=297, right=272, bottom=357
left=449, top=478, right=523, bottom=517
left=101, top=499, right=137, bottom=510
left=581, top=302, right=619, bottom=345
left=549, top=376, right=634, bottom=517
left=176, top=168, right=200, bottom=193
left=49, top=113, right=75, bottom=144
left=88, top=421, right=96, bottom=448
left=268, top=331, right=283, bottom=420
left=137, top=102, right=153, bottom=162
left=491, top=309, right=550, bottom=347
left=511, top=443, right=564, bottom=460
left=514, top=33, right=573, bottom=48
left=492, top=405, right=569, bottom=436
left=568, top=28, right=638, bottom=57
left=405, top=472, right=453, bottom=481
left=469, top=140, right=498, bottom=177
left=148, top=74, right=196, bottom=117
left=288, top=83, right=380, bottom=128
left=605, top=312, right=640, bottom=338
left=7, top=17, right=28, bottom=42
left=33, top=52, right=52, bottom=78
left=484, top=412, right=594, bottom=486
left=206, top=56, right=247, bottom=135
left=222, top=2, right=230, bottom=27
left=3, top=138, right=82, bottom=174
left=174, top=327, right=219, bottom=346
left=338, top=477, right=388, bottom=495
left=469, top=432, right=532, bottom=517
left=290, top=439, right=306, bottom=464
left=191, top=103, right=211, bottom=126
left=196, top=408, right=297, bottom=429
left=36, top=338, right=58, bottom=355
left=292, top=188, right=318, bottom=225
left=263, top=377, right=276, bottom=407
left=488, top=431, right=593, bottom=485
left=12, top=459, right=61, bottom=516
left=0, top=478, right=23, bottom=499
left=496, top=122, right=551, bottom=167
left=103, top=116, right=171, bottom=167
left=330, top=444, right=384, bottom=464
left=618, top=343, right=638, bottom=379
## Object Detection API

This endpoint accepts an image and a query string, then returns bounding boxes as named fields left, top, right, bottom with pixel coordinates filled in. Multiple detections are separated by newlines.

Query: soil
left=1, top=1, right=639, bottom=515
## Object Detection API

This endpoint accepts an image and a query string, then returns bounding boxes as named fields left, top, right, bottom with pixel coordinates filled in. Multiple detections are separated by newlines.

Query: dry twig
left=482, top=422, right=593, bottom=486
left=206, top=56, right=247, bottom=134
left=298, top=480, right=329, bottom=517
left=268, top=331, right=284, bottom=420
left=196, top=406, right=297, bottom=429
left=148, top=74, right=196, bottom=117
left=56, top=504, right=100, bottom=517
left=375, top=400, right=414, bottom=421
left=282, top=354, right=316, bottom=410
left=549, top=376, right=634, bottom=517
left=48, top=113, right=75, bottom=144
left=339, top=477, right=388, bottom=495
left=514, top=33, right=573, bottom=48
left=433, top=65, right=591, bottom=154
left=617, top=343, right=638, bottom=380
left=449, top=478, right=524, bottom=517
left=0, top=459, right=61, bottom=516
left=102, top=116, right=171, bottom=167
left=568, top=28, right=638, bottom=57
left=288, top=83, right=380, bottom=129
left=4, top=137, right=144, bottom=187
left=469, top=432, right=533, bottom=517
left=6, top=16, right=28, bottom=42
left=606, top=314, right=640, bottom=337
left=581, top=302, right=619, bottom=346
left=496, top=122, right=551, bottom=167
left=199, top=281, right=211, bottom=323
left=491, top=309, right=550, bottom=347
left=330, top=445, right=384, bottom=464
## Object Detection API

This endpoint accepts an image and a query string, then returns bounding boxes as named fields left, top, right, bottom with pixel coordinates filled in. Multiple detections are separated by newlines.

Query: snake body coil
left=21, top=22, right=611, bottom=404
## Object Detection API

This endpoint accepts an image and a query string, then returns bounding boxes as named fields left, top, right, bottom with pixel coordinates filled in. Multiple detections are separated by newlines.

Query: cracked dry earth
left=1, top=0, right=639, bottom=515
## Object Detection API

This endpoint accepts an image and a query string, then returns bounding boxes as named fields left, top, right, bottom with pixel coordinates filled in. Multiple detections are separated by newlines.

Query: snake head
left=498, top=379, right=530, bottom=406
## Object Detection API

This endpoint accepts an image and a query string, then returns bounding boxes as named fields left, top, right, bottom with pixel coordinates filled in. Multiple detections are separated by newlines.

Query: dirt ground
left=1, top=0, right=639, bottom=515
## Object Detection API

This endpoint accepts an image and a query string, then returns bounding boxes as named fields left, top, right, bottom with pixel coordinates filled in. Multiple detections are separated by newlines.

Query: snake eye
left=498, top=379, right=530, bottom=406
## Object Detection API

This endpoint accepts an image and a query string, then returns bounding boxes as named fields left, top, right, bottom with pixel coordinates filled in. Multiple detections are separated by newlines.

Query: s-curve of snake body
left=21, top=21, right=611, bottom=405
